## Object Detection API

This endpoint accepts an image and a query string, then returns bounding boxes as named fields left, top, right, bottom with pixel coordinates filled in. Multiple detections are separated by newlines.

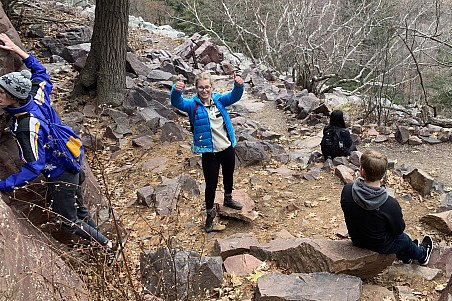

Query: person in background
left=0, top=33, right=116, bottom=251
left=171, top=72, right=244, bottom=232
left=341, top=149, right=432, bottom=265
left=321, top=109, right=357, bottom=159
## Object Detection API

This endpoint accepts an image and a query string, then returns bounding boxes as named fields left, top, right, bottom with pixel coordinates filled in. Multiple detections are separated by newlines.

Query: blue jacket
left=0, top=52, right=83, bottom=192
left=170, top=82, right=244, bottom=153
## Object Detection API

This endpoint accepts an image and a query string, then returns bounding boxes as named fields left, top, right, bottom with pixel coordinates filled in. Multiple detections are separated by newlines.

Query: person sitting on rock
left=341, top=149, right=432, bottom=265
left=321, top=109, right=356, bottom=159
left=0, top=33, right=116, bottom=251
left=171, top=72, right=244, bottom=232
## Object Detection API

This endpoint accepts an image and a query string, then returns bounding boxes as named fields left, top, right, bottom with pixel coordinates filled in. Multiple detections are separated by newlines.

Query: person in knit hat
left=0, top=69, right=32, bottom=103
left=341, top=149, right=433, bottom=266
left=0, top=33, right=118, bottom=252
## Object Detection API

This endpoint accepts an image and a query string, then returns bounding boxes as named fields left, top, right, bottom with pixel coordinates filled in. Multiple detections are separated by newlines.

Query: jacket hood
left=351, top=178, right=388, bottom=210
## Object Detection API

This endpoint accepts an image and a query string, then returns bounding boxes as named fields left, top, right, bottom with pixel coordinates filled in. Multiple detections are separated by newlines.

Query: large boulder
left=0, top=194, right=88, bottom=300
left=250, top=238, right=395, bottom=279
left=140, top=247, right=223, bottom=301
left=0, top=7, right=24, bottom=75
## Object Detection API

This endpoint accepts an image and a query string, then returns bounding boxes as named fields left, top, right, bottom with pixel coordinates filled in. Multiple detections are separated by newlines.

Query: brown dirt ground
left=95, top=98, right=451, bottom=300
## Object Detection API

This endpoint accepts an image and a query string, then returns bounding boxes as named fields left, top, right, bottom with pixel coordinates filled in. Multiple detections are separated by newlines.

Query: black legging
left=202, top=146, right=235, bottom=210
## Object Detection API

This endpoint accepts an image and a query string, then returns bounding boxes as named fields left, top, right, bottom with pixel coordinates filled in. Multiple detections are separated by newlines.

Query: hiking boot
left=402, top=239, right=418, bottom=264
left=223, top=194, right=243, bottom=210
left=205, top=209, right=216, bottom=233
left=419, top=236, right=433, bottom=266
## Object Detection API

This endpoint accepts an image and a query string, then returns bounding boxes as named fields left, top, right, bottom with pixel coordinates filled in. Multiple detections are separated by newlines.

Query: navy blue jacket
left=0, top=53, right=83, bottom=192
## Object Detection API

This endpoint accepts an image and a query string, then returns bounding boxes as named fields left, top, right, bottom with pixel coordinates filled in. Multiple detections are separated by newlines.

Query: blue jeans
left=384, top=233, right=426, bottom=262
left=48, top=169, right=109, bottom=246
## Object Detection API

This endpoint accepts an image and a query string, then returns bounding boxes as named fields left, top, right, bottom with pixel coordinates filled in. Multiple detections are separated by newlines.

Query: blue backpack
left=37, top=106, right=84, bottom=173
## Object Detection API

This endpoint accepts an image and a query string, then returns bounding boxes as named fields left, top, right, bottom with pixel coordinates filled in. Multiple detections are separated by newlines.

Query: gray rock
left=132, top=132, right=154, bottom=149
left=403, top=168, right=434, bottom=196
left=147, top=69, right=178, bottom=82
left=160, top=121, right=186, bottom=142
left=60, top=42, right=91, bottom=63
left=335, top=165, right=355, bottom=184
left=178, top=175, right=200, bottom=196
left=388, top=264, right=443, bottom=281
left=408, top=135, right=423, bottom=145
left=153, top=177, right=181, bottom=215
left=126, top=52, right=152, bottom=76
left=333, top=156, right=348, bottom=166
left=235, top=141, right=269, bottom=167
left=425, top=245, right=452, bottom=277
left=81, top=132, right=105, bottom=151
left=395, top=163, right=415, bottom=177
left=253, top=272, right=362, bottom=301
left=349, top=151, right=362, bottom=167
left=438, top=192, right=452, bottom=213
left=304, top=166, right=321, bottom=180
left=140, top=247, right=223, bottom=301
left=137, top=185, right=154, bottom=207
left=395, top=125, right=410, bottom=144
left=420, top=135, right=442, bottom=144
left=214, top=233, right=260, bottom=260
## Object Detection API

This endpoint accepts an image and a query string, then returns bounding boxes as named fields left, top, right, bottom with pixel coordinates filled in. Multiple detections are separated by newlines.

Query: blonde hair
left=195, top=72, right=213, bottom=88
left=360, top=150, right=388, bottom=182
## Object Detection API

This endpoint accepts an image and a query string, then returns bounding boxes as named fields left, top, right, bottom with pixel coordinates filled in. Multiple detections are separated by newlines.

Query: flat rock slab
left=250, top=238, right=395, bottom=279
left=388, top=264, right=443, bottom=281
left=213, top=232, right=260, bottom=260
left=214, top=190, right=258, bottom=222
left=223, top=254, right=263, bottom=276
left=254, top=272, right=362, bottom=301
left=420, top=211, right=452, bottom=234
left=142, top=157, right=167, bottom=170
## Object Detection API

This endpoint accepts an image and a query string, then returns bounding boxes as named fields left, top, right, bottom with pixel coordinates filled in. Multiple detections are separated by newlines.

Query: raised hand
left=234, top=72, right=243, bottom=85
left=0, top=33, right=29, bottom=59
left=175, top=75, right=184, bottom=91
left=0, top=33, right=16, bottom=51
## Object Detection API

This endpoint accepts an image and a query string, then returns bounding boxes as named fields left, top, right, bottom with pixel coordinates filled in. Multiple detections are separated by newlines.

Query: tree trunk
left=73, top=0, right=129, bottom=107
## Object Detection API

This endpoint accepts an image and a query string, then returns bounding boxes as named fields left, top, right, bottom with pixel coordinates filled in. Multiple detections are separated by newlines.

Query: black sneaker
left=205, top=209, right=216, bottom=233
left=419, top=235, right=433, bottom=266
left=402, top=239, right=419, bottom=264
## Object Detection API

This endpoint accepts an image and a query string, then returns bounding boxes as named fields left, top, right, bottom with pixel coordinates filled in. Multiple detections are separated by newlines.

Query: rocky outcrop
left=213, top=232, right=260, bottom=260
left=253, top=272, right=362, bottom=301
left=0, top=194, right=88, bottom=300
left=250, top=238, right=395, bottom=279
left=421, top=211, right=452, bottom=234
left=140, top=247, right=223, bottom=301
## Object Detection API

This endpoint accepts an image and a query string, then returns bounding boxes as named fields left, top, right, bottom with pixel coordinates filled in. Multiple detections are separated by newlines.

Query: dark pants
left=384, top=233, right=426, bottom=261
left=202, top=146, right=235, bottom=210
left=47, top=169, right=109, bottom=246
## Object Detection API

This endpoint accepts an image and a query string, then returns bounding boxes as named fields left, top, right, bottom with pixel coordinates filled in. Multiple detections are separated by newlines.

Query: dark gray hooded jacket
left=340, top=179, right=405, bottom=253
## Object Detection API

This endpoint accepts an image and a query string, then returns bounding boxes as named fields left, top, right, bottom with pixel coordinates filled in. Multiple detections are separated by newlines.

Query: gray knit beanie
left=0, top=70, right=32, bottom=100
